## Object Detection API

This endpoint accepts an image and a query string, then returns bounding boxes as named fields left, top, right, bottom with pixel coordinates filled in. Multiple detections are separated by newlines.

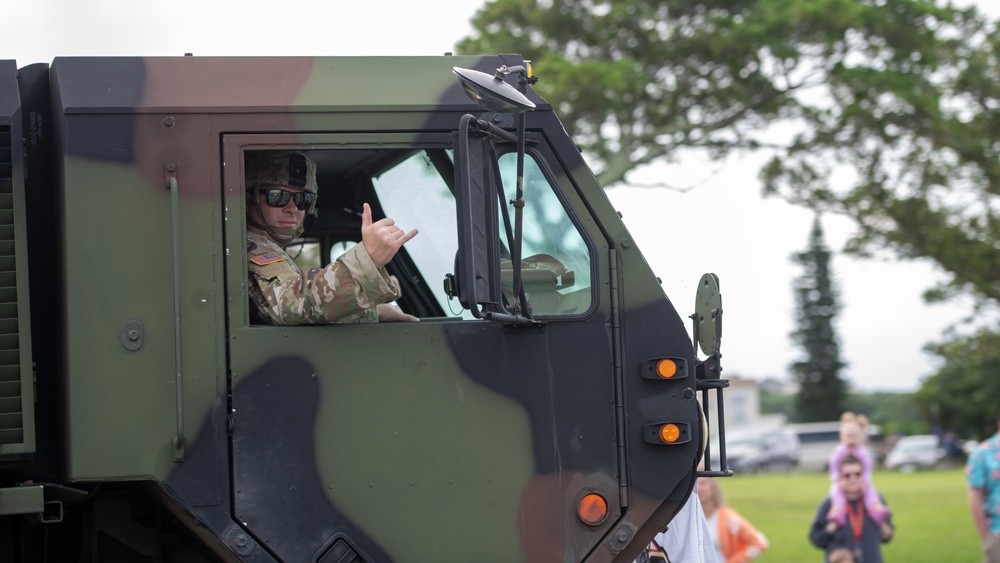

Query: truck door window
left=373, top=151, right=474, bottom=319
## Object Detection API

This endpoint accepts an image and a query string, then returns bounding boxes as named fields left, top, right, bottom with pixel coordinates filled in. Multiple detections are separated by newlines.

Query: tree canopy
left=915, top=329, right=1000, bottom=439
left=457, top=0, right=1000, bottom=308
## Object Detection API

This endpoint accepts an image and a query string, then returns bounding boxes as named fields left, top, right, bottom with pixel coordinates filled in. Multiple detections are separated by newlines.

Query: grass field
left=718, top=467, right=979, bottom=561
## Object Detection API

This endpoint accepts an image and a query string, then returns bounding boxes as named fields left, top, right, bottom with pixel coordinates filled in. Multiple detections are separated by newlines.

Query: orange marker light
left=659, top=423, right=681, bottom=443
left=578, top=493, right=608, bottom=526
left=656, top=359, right=678, bottom=379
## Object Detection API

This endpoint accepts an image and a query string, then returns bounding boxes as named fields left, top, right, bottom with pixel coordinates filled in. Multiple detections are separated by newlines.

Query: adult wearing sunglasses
left=245, top=151, right=419, bottom=324
left=809, top=454, right=893, bottom=563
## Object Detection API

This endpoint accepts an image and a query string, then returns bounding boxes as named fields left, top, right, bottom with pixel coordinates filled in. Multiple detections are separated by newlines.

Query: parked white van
left=789, top=421, right=882, bottom=472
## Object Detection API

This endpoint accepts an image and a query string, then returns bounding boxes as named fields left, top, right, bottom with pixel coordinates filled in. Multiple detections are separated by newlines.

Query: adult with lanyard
left=809, top=454, right=894, bottom=562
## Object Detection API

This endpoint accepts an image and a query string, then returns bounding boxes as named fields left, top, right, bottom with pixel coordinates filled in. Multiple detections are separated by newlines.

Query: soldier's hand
left=361, top=203, right=418, bottom=268
left=377, top=303, right=419, bottom=322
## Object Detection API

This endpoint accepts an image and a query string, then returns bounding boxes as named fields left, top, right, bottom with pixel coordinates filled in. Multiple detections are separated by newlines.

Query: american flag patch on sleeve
left=250, top=252, right=285, bottom=266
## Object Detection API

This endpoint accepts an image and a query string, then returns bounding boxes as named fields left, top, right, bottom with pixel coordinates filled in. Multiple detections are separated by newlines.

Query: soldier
left=245, top=150, right=419, bottom=324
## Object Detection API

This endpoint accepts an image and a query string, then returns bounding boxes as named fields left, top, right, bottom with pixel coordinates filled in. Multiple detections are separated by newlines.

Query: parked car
left=885, top=435, right=945, bottom=472
left=723, top=427, right=800, bottom=473
left=789, top=421, right=883, bottom=472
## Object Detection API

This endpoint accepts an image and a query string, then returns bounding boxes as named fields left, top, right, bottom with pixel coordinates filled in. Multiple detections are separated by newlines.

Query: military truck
left=0, top=54, right=729, bottom=562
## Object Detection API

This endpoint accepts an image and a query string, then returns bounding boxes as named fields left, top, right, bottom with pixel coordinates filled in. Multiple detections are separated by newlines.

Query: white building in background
left=701, top=375, right=785, bottom=444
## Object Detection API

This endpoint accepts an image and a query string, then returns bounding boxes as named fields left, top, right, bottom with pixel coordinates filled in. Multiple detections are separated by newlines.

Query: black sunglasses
left=264, top=188, right=315, bottom=211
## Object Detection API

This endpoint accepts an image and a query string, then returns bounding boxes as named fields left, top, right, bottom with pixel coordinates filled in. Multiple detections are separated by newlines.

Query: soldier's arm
left=252, top=244, right=398, bottom=324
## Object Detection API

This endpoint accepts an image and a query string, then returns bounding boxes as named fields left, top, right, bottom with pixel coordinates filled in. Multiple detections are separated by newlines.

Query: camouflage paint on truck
left=0, top=54, right=725, bottom=562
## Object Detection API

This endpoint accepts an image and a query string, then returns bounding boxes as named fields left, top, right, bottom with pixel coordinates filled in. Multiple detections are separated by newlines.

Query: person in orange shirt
left=697, top=477, right=768, bottom=563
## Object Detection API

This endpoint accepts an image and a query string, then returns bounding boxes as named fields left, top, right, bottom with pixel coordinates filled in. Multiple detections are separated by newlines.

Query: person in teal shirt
left=967, top=413, right=1000, bottom=563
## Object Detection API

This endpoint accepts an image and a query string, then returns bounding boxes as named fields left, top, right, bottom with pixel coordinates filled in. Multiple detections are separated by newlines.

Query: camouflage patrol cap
left=245, top=151, right=318, bottom=195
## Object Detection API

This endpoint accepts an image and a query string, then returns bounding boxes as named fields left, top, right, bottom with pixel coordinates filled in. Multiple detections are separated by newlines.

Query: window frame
left=223, top=131, right=601, bottom=329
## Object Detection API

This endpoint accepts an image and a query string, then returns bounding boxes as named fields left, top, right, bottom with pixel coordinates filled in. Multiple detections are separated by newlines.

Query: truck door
left=221, top=133, right=622, bottom=562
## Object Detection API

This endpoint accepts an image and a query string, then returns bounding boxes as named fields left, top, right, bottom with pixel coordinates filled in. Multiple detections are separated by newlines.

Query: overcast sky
left=4, top=0, right=996, bottom=392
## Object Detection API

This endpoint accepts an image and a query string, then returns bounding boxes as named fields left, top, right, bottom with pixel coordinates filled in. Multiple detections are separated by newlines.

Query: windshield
left=896, top=440, right=937, bottom=453
left=495, top=151, right=594, bottom=316
left=375, top=148, right=595, bottom=318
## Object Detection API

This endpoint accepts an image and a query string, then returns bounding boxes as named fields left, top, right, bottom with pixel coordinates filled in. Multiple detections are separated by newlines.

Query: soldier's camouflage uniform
left=247, top=227, right=398, bottom=324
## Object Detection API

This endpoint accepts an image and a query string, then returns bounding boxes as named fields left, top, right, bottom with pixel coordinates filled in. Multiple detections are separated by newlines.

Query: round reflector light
left=659, top=423, right=681, bottom=443
left=578, top=492, right=608, bottom=526
left=656, top=359, right=678, bottom=379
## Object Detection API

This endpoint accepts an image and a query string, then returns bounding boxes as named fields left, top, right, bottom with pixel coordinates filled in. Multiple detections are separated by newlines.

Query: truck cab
left=0, top=54, right=727, bottom=562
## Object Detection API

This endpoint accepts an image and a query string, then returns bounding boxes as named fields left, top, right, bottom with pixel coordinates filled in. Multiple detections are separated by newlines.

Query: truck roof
left=44, top=54, right=550, bottom=114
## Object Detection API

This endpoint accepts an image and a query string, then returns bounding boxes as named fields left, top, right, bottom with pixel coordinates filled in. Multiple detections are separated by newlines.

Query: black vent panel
left=0, top=125, right=10, bottom=181
left=0, top=123, right=26, bottom=450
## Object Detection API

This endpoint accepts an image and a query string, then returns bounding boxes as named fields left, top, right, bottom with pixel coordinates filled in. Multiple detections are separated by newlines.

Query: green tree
left=846, top=392, right=927, bottom=436
left=915, top=330, right=1000, bottom=440
left=759, top=387, right=793, bottom=419
left=457, top=0, right=1000, bottom=307
left=790, top=218, right=847, bottom=421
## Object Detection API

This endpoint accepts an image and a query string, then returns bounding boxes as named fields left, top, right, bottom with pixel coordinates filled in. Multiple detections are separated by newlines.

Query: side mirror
left=451, top=64, right=536, bottom=324
left=452, top=114, right=501, bottom=318
left=694, top=273, right=732, bottom=477
left=694, top=273, right=722, bottom=359
left=452, top=67, right=536, bottom=114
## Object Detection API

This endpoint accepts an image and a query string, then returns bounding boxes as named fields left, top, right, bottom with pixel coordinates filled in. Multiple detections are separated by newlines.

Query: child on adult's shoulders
left=826, top=412, right=890, bottom=525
